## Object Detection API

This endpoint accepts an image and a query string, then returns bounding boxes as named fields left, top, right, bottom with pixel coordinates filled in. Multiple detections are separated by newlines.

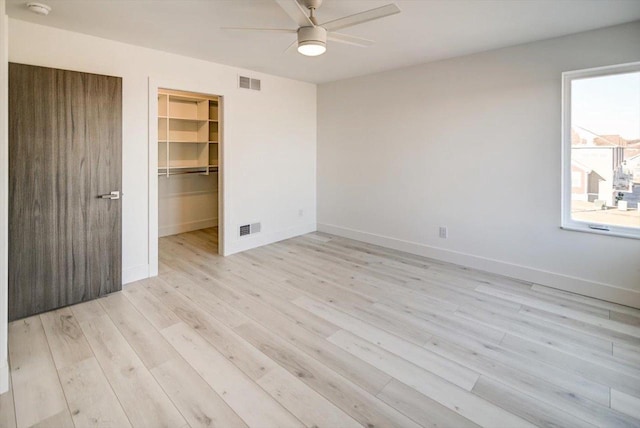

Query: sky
left=572, top=71, right=640, bottom=142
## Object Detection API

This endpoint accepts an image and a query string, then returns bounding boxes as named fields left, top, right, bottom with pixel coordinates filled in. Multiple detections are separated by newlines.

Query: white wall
left=0, top=0, right=9, bottom=394
left=318, top=21, right=640, bottom=308
left=8, top=19, right=317, bottom=284
left=159, top=174, right=218, bottom=237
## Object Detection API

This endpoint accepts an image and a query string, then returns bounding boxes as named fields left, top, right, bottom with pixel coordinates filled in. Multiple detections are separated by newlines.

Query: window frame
left=561, top=61, right=640, bottom=240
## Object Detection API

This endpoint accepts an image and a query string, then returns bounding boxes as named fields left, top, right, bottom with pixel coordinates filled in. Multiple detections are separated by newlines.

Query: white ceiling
left=7, top=0, right=640, bottom=83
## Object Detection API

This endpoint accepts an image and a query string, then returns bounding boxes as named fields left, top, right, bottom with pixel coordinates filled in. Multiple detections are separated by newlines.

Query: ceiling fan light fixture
left=298, top=41, right=326, bottom=56
left=297, top=26, right=327, bottom=56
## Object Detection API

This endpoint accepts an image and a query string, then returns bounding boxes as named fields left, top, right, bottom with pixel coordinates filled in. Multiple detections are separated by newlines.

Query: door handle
left=99, top=191, right=120, bottom=200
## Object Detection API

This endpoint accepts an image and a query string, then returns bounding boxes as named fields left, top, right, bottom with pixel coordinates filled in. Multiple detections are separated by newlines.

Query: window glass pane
left=570, top=71, right=640, bottom=229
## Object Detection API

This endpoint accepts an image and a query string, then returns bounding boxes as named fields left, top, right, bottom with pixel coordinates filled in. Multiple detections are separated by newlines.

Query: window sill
left=561, top=225, right=640, bottom=240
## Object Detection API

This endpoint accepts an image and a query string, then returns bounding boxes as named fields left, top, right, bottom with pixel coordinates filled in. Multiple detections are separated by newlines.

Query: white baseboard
left=0, top=359, right=8, bottom=394
left=318, top=223, right=640, bottom=309
left=122, top=264, right=149, bottom=285
left=225, top=222, right=317, bottom=256
left=159, top=218, right=218, bottom=238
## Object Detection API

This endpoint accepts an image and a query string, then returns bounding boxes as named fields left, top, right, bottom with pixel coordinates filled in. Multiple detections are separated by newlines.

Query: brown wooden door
left=8, top=63, right=122, bottom=321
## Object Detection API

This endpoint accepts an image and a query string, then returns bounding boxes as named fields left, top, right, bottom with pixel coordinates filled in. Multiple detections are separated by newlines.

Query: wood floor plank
left=531, top=284, right=640, bottom=318
left=613, top=342, right=640, bottom=365
left=151, top=357, right=248, bottom=428
left=456, top=304, right=614, bottom=355
left=8, top=316, right=68, bottom=428
left=327, top=329, right=535, bottom=428
left=422, top=336, right=635, bottom=427
left=375, top=299, right=506, bottom=344
left=501, top=333, right=640, bottom=397
left=58, top=357, right=132, bottom=428
left=201, top=277, right=392, bottom=395
left=425, top=329, right=610, bottom=406
left=377, top=379, right=481, bottom=428
left=40, top=307, right=94, bottom=370
left=69, top=300, right=105, bottom=323
left=141, top=276, right=278, bottom=381
left=472, top=376, right=597, bottom=428
left=161, top=322, right=304, bottom=428
left=29, top=410, right=74, bottom=428
left=121, top=282, right=181, bottom=330
left=473, top=279, right=611, bottom=319
left=153, top=272, right=250, bottom=328
left=611, top=389, right=640, bottom=420
left=234, top=322, right=423, bottom=428
left=520, top=305, right=640, bottom=348
left=0, top=376, right=17, bottom=428
left=76, top=313, right=186, bottom=428
left=256, top=366, right=362, bottom=428
left=295, top=296, right=480, bottom=390
left=99, top=292, right=180, bottom=369
left=610, top=310, right=640, bottom=328
left=295, top=294, right=432, bottom=347
left=478, top=285, right=640, bottom=338
left=166, top=261, right=341, bottom=339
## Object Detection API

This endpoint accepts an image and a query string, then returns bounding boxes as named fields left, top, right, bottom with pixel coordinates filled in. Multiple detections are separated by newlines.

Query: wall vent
left=239, top=222, right=261, bottom=237
left=238, top=75, right=261, bottom=91
left=239, top=76, right=251, bottom=89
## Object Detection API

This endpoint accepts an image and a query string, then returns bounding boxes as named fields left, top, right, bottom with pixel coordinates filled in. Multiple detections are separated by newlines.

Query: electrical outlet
left=439, top=226, right=448, bottom=239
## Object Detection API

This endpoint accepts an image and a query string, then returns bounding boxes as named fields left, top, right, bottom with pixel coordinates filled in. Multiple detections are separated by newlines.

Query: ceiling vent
left=239, top=75, right=261, bottom=91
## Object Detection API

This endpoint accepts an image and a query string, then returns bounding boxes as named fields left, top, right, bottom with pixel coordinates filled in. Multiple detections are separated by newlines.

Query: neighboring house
left=594, top=134, right=629, bottom=147
left=627, top=153, right=640, bottom=184
left=572, top=145, right=624, bottom=184
left=571, top=159, right=603, bottom=201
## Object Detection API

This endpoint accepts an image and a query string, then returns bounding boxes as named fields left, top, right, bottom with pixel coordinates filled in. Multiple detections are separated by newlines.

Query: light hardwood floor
left=2, top=228, right=640, bottom=428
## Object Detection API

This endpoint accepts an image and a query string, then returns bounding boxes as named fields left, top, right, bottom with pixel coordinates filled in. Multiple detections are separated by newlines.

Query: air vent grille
left=238, top=75, right=261, bottom=91
left=239, top=76, right=251, bottom=89
left=239, top=222, right=262, bottom=237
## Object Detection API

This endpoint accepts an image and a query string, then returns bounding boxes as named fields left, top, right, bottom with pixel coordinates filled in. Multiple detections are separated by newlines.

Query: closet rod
left=158, top=169, right=218, bottom=177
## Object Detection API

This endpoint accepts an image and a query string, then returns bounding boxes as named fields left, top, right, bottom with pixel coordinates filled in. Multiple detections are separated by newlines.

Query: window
left=562, top=62, right=640, bottom=239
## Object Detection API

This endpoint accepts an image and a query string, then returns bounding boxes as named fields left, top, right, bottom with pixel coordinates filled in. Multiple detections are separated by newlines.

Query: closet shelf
left=157, top=165, right=218, bottom=177
left=158, top=165, right=208, bottom=169
left=159, top=140, right=209, bottom=144
left=158, top=89, right=220, bottom=179
left=158, top=116, right=209, bottom=122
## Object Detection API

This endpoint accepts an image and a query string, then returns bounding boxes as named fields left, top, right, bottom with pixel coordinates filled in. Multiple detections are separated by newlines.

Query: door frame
left=148, top=77, right=227, bottom=277
left=0, top=11, right=9, bottom=394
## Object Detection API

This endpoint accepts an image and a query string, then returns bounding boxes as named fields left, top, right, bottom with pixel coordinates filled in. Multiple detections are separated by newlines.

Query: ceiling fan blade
left=284, top=38, right=299, bottom=53
left=321, top=4, right=400, bottom=32
left=327, top=32, right=374, bottom=47
left=221, top=27, right=297, bottom=33
left=274, top=0, right=314, bottom=27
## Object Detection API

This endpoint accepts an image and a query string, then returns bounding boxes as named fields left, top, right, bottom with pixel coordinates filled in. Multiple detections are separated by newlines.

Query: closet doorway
left=156, top=89, right=223, bottom=256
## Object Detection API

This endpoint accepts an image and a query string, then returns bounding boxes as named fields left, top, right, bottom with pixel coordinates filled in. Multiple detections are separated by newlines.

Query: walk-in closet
left=157, top=89, right=221, bottom=252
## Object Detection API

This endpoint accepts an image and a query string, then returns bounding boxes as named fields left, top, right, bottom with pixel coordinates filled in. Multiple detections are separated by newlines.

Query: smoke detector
left=26, top=2, right=51, bottom=15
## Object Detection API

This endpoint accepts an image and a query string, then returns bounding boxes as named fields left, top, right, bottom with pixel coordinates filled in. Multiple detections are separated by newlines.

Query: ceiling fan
left=223, top=0, right=401, bottom=56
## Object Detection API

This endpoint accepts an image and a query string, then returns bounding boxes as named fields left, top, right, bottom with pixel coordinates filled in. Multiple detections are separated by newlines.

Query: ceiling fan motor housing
left=297, top=26, right=327, bottom=49
left=301, top=0, right=323, bottom=10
